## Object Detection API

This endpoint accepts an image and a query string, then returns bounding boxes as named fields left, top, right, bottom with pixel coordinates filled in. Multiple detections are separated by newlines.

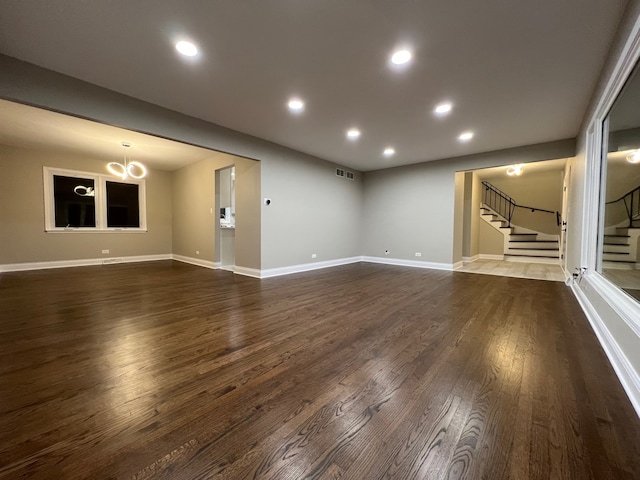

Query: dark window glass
left=53, top=176, right=96, bottom=227
left=106, top=181, right=140, bottom=228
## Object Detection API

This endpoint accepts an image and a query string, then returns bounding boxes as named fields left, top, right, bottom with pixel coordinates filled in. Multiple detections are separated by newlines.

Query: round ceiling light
left=434, top=102, right=453, bottom=116
left=347, top=128, right=361, bottom=140
left=175, top=40, right=198, bottom=57
left=391, top=49, right=412, bottom=65
left=287, top=98, right=305, bottom=112
left=458, top=131, right=474, bottom=142
left=383, top=147, right=395, bottom=157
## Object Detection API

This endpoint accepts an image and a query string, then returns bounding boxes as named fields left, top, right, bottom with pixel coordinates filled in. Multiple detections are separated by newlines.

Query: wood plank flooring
left=1, top=261, right=639, bottom=479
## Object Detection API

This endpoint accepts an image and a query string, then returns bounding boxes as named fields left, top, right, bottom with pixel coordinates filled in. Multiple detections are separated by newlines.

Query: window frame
left=43, top=166, right=147, bottom=233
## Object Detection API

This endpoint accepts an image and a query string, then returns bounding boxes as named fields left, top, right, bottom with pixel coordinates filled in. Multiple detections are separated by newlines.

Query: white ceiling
left=0, top=1, right=629, bottom=171
left=0, top=99, right=217, bottom=169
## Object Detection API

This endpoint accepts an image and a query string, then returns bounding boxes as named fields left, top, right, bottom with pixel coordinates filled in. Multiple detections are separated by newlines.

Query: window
left=43, top=167, right=146, bottom=232
left=106, top=181, right=140, bottom=228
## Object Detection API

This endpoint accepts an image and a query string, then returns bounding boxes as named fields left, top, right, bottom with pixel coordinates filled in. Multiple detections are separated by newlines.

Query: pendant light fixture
left=506, top=164, right=524, bottom=176
left=107, top=142, right=147, bottom=180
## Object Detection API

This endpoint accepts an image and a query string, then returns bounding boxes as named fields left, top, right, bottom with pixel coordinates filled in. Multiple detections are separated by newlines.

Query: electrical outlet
left=101, top=249, right=109, bottom=254
left=196, top=250, right=200, bottom=255
left=311, top=253, right=317, bottom=259
left=415, top=252, right=422, bottom=257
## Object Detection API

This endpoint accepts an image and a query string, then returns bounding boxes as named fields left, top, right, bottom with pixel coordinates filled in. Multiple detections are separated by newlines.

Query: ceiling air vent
left=336, top=168, right=345, bottom=177
left=346, top=171, right=355, bottom=180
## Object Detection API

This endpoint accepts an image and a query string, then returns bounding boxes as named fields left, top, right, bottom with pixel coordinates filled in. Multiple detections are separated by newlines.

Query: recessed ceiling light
left=391, top=49, right=412, bottom=65
left=383, top=147, right=395, bottom=157
left=434, top=102, right=453, bottom=116
left=288, top=98, right=305, bottom=112
left=458, top=131, right=474, bottom=142
left=175, top=40, right=198, bottom=57
left=347, top=128, right=361, bottom=140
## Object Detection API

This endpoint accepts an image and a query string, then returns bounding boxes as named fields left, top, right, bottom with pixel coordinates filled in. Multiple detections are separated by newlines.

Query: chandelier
left=107, top=142, right=147, bottom=180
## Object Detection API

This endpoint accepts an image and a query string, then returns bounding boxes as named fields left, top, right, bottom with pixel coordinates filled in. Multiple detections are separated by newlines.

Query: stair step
left=505, top=249, right=559, bottom=258
left=509, top=240, right=558, bottom=243
left=603, top=244, right=631, bottom=253
left=508, top=247, right=560, bottom=251
left=503, top=255, right=561, bottom=264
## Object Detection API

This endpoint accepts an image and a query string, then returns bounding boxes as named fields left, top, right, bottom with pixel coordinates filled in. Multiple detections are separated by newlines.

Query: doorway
left=217, top=166, right=235, bottom=270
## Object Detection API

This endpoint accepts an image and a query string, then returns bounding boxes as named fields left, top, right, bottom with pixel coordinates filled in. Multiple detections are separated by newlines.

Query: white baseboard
left=260, top=256, right=362, bottom=279
left=462, top=255, right=480, bottom=263
left=172, top=254, right=219, bottom=270
left=233, top=266, right=262, bottom=278
left=0, top=254, right=172, bottom=273
left=571, top=282, right=640, bottom=419
left=361, top=256, right=454, bottom=271
left=479, top=254, right=504, bottom=261
left=452, top=261, right=464, bottom=270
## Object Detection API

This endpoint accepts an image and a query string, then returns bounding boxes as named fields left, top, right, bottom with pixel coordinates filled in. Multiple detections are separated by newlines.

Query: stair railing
left=605, top=184, right=640, bottom=228
left=482, top=182, right=516, bottom=227
left=482, top=181, right=561, bottom=228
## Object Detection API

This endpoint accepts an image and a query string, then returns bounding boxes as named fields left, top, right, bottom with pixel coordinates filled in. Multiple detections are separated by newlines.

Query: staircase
left=602, top=185, right=640, bottom=269
left=602, top=227, right=640, bottom=269
left=481, top=205, right=560, bottom=263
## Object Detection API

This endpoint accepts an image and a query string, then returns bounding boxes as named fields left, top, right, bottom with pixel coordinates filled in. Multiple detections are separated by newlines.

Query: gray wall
left=261, top=154, right=362, bottom=270
left=0, top=55, right=358, bottom=272
left=0, top=144, right=172, bottom=264
left=362, top=140, right=575, bottom=266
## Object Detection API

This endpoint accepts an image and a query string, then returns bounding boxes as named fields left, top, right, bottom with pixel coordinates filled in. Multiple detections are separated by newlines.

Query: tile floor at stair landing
left=457, top=259, right=565, bottom=282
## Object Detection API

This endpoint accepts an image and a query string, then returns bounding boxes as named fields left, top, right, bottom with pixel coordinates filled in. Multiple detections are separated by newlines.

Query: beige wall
left=171, top=152, right=260, bottom=270
left=462, top=171, right=482, bottom=258
left=482, top=169, right=564, bottom=235
left=478, top=220, right=505, bottom=256
left=0, top=144, right=172, bottom=265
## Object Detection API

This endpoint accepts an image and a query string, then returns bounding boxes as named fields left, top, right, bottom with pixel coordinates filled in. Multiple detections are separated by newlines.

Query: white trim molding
left=0, top=254, right=171, bottom=273
left=172, top=254, right=219, bottom=270
left=462, top=255, right=480, bottom=263
left=571, top=283, right=640, bottom=419
left=260, top=256, right=361, bottom=279
left=361, top=256, right=455, bottom=271
left=588, top=274, right=640, bottom=338
left=233, top=266, right=262, bottom=278
left=479, top=254, right=505, bottom=261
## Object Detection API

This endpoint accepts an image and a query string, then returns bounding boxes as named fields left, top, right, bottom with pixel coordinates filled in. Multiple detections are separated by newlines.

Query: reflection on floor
left=602, top=268, right=640, bottom=300
left=457, top=259, right=565, bottom=282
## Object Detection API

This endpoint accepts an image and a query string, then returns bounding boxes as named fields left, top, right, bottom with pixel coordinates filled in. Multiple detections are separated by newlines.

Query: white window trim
left=582, top=11, right=640, bottom=333
left=43, top=166, right=147, bottom=232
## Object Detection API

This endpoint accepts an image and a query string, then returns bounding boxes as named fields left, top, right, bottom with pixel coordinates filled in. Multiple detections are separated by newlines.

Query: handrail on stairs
left=605, top=184, right=640, bottom=228
left=481, top=181, right=561, bottom=228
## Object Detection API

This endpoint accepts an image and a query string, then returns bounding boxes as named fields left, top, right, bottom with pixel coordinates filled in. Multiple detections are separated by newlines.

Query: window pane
left=106, top=181, right=140, bottom=228
left=53, top=176, right=96, bottom=227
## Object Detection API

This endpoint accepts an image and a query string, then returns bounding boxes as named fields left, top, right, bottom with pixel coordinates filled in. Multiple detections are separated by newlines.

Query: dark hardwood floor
left=1, top=261, right=639, bottom=479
